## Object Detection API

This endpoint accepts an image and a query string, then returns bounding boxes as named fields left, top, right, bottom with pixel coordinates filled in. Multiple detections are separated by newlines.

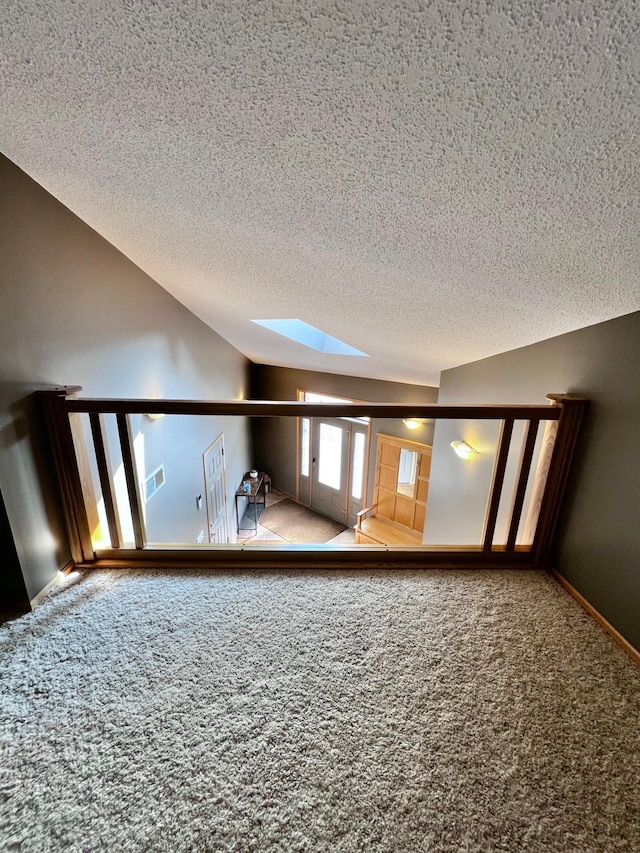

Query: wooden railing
left=39, top=389, right=587, bottom=570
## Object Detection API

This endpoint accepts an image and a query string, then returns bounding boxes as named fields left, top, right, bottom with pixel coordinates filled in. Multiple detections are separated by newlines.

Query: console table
left=235, top=472, right=266, bottom=534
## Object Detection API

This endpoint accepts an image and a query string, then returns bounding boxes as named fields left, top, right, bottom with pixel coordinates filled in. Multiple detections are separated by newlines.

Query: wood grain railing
left=39, top=389, right=587, bottom=570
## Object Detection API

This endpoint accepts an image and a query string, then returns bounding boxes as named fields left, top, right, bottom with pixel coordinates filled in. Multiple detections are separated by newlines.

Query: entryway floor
left=236, top=488, right=356, bottom=545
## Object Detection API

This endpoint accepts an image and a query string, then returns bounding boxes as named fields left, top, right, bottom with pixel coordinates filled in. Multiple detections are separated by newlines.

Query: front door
left=203, top=434, right=228, bottom=543
left=311, top=418, right=351, bottom=524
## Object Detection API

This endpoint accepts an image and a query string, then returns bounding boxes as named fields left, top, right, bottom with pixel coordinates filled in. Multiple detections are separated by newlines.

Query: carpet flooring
left=258, top=499, right=348, bottom=543
left=1, top=569, right=639, bottom=853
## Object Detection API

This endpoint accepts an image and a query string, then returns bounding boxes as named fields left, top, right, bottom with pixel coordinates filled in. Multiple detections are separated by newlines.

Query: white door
left=346, top=425, right=368, bottom=528
left=203, top=435, right=228, bottom=543
left=311, top=418, right=350, bottom=524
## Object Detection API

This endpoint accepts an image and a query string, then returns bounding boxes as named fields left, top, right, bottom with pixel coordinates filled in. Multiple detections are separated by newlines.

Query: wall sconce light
left=402, top=418, right=433, bottom=430
left=145, top=412, right=165, bottom=421
left=450, top=440, right=477, bottom=460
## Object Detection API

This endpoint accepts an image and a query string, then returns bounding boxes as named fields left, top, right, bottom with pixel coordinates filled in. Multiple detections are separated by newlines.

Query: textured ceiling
left=2, top=1, right=639, bottom=386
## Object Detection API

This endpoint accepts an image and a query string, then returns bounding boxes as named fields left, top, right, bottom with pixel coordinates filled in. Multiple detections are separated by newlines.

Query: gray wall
left=426, top=312, right=640, bottom=651
left=250, top=365, right=438, bottom=503
left=0, top=154, right=251, bottom=603
left=0, top=487, right=29, bottom=611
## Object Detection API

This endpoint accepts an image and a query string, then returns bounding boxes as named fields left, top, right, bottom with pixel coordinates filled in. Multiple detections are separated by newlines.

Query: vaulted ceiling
left=2, top=1, right=639, bottom=386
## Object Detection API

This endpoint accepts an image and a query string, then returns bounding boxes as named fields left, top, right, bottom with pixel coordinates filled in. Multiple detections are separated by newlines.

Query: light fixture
left=402, top=417, right=433, bottom=430
left=450, top=440, right=477, bottom=460
left=145, top=412, right=165, bottom=421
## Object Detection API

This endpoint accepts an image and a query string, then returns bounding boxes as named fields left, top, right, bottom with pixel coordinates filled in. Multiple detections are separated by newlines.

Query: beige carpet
left=1, top=568, right=639, bottom=852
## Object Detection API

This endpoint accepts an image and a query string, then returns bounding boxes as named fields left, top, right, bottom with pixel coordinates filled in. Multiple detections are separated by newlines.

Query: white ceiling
left=2, top=1, right=639, bottom=386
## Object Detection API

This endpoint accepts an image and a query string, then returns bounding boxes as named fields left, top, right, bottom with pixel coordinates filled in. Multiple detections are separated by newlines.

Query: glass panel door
left=311, top=418, right=350, bottom=524
left=318, top=422, right=343, bottom=489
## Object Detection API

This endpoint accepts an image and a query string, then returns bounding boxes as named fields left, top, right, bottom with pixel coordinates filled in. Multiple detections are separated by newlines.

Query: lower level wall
left=249, top=365, right=438, bottom=505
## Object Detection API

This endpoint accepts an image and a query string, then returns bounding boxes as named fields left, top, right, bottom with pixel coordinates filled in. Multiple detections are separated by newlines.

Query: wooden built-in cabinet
left=355, top=433, right=432, bottom=545
left=375, top=433, right=431, bottom=532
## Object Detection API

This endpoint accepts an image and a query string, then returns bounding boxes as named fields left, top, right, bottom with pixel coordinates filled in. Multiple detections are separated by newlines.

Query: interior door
left=203, top=434, right=228, bottom=543
left=311, top=418, right=350, bottom=524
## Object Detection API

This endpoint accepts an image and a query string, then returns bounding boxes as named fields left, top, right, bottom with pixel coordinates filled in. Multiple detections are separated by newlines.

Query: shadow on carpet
left=258, top=499, right=347, bottom=543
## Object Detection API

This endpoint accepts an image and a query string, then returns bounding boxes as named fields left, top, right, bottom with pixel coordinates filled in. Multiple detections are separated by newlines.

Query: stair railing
left=39, top=389, right=587, bottom=570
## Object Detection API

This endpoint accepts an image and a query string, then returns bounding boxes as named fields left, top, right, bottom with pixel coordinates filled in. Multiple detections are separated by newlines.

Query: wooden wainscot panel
left=379, top=464, right=398, bottom=493
left=380, top=442, right=400, bottom=468
left=413, top=502, right=426, bottom=534
left=416, top=477, right=429, bottom=504
left=376, top=488, right=396, bottom=520
left=372, top=434, right=433, bottom=537
left=419, top=452, right=432, bottom=478
left=395, top=494, right=416, bottom=528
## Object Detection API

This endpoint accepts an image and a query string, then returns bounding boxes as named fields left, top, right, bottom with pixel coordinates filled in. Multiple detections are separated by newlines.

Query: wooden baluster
left=482, top=419, right=514, bottom=551
left=89, top=413, right=122, bottom=549
left=505, top=419, right=540, bottom=551
left=116, top=413, right=146, bottom=549
left=522, top=419, right=558, bottom=545
left=68, top=413, right=102, bottom=547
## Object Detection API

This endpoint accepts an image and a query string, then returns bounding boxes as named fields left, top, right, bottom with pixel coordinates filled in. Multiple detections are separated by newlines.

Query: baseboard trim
left=83, top=546, right=534, bottom=571
left=29, top=561, right=75, bottom=609
left=552, top=570, right=640, bottom=666
left=30, top=575, right=61, bottom=609
left=271, top=487, right=297, bottom=502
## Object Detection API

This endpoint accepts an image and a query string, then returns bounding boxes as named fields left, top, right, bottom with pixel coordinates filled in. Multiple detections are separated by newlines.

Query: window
left=318, top=423, right=343, bottom=490
left=252, top=319, right=367, bottom=356
left=300, top=418, right=310, bottom=477
left=351, top=432, right=366, bottom=500
left=397, top=449, right=418, bottom=497
left=298, top=390, right=369, bottom=424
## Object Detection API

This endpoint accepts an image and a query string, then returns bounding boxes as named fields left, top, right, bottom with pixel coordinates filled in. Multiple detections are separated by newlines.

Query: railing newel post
left=39, top=387, right=94, bottom=564
left=531, top=395, right=589, bottom=567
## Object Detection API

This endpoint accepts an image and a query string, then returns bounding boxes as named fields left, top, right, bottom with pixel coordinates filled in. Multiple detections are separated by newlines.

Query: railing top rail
left=61, top=396, right=564, bottom=420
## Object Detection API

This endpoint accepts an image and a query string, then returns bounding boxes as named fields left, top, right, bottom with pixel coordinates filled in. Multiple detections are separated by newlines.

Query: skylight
left=252, top=319, right=368, bottom=356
